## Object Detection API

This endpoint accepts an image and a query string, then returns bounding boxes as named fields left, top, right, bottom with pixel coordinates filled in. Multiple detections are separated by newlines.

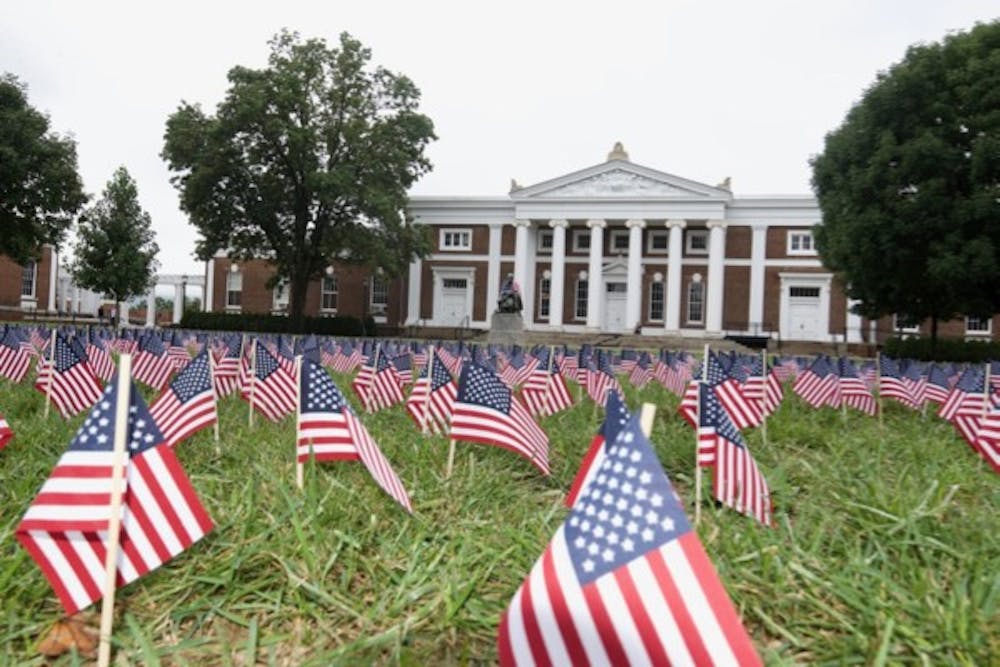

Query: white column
left=548, top=219, right=568, bottom=328
left=748, top=223, right=767, bottom=334
left=146, top=291, right=156, bottom=328
left=406, top=258, right=421, bottom=325
left=705, top=220, right=727, bottom=334
left=173, top=283, right=184, bottom=324
left=513, top=219, right=530, bottom=300
left=47, top=246, right=58, bottom=313
left=486, top=223, right=503, bottom=318
left=847, top=298, right=863, bottom=343
left=625, top=219, right=645, bottom=331
left=586, top=219, right=606, bottom=330
left=664, top=219, right=685, bottom=332
left=204, top=258, right=215, bottom=311
left=73, top=286, right=80, bottom=314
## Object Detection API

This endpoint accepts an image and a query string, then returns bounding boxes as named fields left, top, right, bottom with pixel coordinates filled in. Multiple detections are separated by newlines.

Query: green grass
left=1, top=374, right=998, bottom=665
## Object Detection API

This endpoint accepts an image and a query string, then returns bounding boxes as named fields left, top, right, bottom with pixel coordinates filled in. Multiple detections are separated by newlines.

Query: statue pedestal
left=488, top=311, right=525, bottom=347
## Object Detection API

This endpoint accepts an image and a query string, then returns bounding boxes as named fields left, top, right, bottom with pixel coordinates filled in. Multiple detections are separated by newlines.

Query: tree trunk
left=288, top=272, right=310, bottom=333
left=930, top=315, right=938, bottom=356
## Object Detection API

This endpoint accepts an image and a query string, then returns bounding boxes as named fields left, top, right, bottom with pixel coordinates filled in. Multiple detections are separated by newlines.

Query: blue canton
left=565, top=415, right=691, bottom=584
left=170, top=352, right=212, bottom=402
left=255, top=344, right=281, bottom=380
left=601, top=390, right=631, bottom=444
left=699, top=387, right=746, bottom=448
left=300, top=359, right=350, bottom=414
left=457, top=363, right=510, bottom=413
left=71, top=376, right=165, bottom=454
left=53, top=334, right=86, bottom=373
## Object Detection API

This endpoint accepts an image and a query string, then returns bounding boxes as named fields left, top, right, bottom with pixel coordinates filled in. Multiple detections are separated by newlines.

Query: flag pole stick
left=364, top=343, right=381, bottom=414
left=446, top=437, right=457, bottom=479
left=208, top=348, right=220, bottom=455
left=248, top=338, right=257, bottom=428
left=876, top=351, right=884, bottom=431
left=295, top=355, right=304, bottom=490
left=96, top=353, right=133, bottom=667
left=421, top=345, right=434, bottom=435
left=43, top=329, right=57, bottom=418
left=760, top=348, right=769, bottom=447
left=983, top=362, right=991, bottom=419
left=696, top=343, right=710, bottom=526
left=639, top=403, right=656, bottom=438
left=541, top=345, right=555, bottom=417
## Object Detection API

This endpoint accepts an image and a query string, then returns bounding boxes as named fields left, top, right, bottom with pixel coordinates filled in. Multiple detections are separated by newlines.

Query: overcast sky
left=3, top=1, right=997, bottom=280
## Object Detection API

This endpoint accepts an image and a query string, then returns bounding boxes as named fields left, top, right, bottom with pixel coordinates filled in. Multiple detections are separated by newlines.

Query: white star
left=580, top=520, right=591, bottom=532
left=613, top=462, right=624, bottom=473
left=587, top=542, right=600, bottom=555
left=621, top=482, right=633, bottom=496
left=585, top=504, right=596, bottom=516
left=593, top=526, right=605, bottom=538
left=574, top=536, right=586, bottom=548
left=660, top=517, right=675, bottom=532
left=611, top=514, right=624, bottom=527
left=639, top=472, right=652, bottom=485
left=607, top=532, right=619, bottom=545
left=650, top=493, right=664, bottom=507
left=631, top=504, right=643, bottom=517
left=615, top=498, right=628, bottom=511
left=602, top=549, right=615, bottom=562
left=597, top=509, right=609, bottom=522
left=623, top=432, right=634, bottom=443
left=630, top=450, right=641, bottom=462
left=645, top=510, right=659, bottom=524
left=622, top=538, right=635, bottom=552
left=97, top=434, right=108, bottom=445
left=636, top=488, right=649, bottom=501
left=642, top=528, right=655, bottom=542
left=626, top=466, right=637, bottom=478
left=582, top=559, right=595, bottom=573
left=569, top=516, right=579, bottom=527
left=607, top=478, right=619, bottom=490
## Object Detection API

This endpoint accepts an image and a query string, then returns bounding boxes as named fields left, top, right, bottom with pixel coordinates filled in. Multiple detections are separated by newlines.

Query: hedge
left=884, top=336, right=1000, bottom=363
left=180, top=311, right=366, bottom=336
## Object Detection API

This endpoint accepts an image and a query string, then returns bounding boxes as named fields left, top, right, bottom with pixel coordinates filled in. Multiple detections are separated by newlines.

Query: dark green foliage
left=811, top=21, right=1000, bottom=340
left=162, top=31, right=436, bottom=331
left=180, top=310, right=364, bottom=336
left=71, top=167, right=159, bottom=309
left=885, top=335, right=1000, bottom=362
left=0, top=74, right=87, bottom=263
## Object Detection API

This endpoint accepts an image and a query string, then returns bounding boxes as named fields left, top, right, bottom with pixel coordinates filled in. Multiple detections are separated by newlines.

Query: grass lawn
left=1, top=372, right=998, bottom=665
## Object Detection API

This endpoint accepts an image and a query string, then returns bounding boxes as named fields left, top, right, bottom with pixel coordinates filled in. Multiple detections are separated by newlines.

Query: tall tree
left=811, top=21, right=1000, bottom=345
left=72, top=167, right=159, bottom=321
left=0, top=73, right=87, bottom=263
left=162, top=30, right=436, bottom=330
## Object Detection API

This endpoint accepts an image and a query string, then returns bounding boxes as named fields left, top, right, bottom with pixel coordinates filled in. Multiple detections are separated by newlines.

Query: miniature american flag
left=404, top=350, right=458, bottom=434
left=35, top=333, right=104, bottom=418
left=241, top=342, right=297, bottom=422
left=564, top=390, right=630, bottom=508
left=0, top=327, right=32, bottom=383
left=149, top=351, right=217, bottom=447
left=0, top=412, right=12, bottom=449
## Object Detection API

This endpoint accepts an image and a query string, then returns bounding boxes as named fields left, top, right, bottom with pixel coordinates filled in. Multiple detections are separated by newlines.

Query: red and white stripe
left=450, top=395, right=550, bottom=475
left=522, top=373, right=574, bottom=418
left=497, top=525, right=762, bottom=667
left=148, top=387, right=217, bottom=448
left=713, top=379, right=763, bottom=429
left=972, top=410, right=1000, bottom=474
left=297, top=409, right=412, bottom=512
left=793, top=371, right=838, bottom=408
left=34, top=360, right=104, bottom=418
left=711, top=436, right=772, bottom=527
left=241, top=368, right=297, bottom=423
left=133, top=350, right=175, bottom=392
left=87, top=344, right=116, bottom=383
left=0, top=345, right=32, bottom=383
left=16, top=446, right=213, bottom=615
left=0, top=413, right=12, bottom=449
left=404, top=377, right=458, bottom=435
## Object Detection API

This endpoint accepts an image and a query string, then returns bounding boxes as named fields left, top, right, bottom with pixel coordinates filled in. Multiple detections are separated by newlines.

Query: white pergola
left=146, top=273, right=206, bottom=327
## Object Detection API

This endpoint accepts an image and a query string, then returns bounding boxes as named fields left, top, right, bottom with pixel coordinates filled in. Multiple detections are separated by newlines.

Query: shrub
left=884, top=336, right=1000, bottom=362
left=180, top=311, right=365, bottom=336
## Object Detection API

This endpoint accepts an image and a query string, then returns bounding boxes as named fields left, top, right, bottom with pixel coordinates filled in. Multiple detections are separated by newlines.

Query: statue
left=497, top=273, right=523, bottom=314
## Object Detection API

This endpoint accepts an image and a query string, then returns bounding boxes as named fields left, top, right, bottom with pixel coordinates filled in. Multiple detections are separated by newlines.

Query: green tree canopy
left=811, top=20, right=1000, bottom=341
left=0, top=74, right=87, bottom=263
left=72, top=167, right=159, bottom=317
left=162, top=30, right=436, bottom=329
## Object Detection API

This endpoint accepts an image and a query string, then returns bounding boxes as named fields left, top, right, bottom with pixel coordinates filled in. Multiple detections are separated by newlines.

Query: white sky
left=3, top=1, right=997, bottom=279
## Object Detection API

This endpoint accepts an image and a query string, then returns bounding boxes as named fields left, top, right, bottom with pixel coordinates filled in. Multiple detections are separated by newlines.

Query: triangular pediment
left=513, top=160, right=732, bottom=200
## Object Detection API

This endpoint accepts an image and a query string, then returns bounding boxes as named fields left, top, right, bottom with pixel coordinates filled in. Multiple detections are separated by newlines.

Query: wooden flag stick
left=541, top=345, right=556, bottom=416
left=295, top=355, right=304, bottom=490
left=43, top=329, right=57, bottom=418
left=97, top=353, right=133, bottom=667
left=446, top=437, right=457, bottom=479
left=983, top=362, right=991, bottom=419
left=364, top=343, right=381, bottom=414
left=421, top=345, right=434, bottom=435
left=639, top=403, right=656, bottom=437
left=876, top=351, right=884, bottom=431
left=248, top=338, right=257, bottom=428
left=760, top=348, right=769, bottom=448
left=208, top=348, right=220, bottom=454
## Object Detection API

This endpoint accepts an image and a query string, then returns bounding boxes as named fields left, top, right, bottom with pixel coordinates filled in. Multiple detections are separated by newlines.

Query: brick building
left=204, top=144, right=999, bottom=344
left=0, top=245, right=58, bottom=319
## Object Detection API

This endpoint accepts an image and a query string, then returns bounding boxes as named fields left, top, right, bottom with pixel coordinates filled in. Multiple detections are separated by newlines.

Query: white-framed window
left=538, top=229, right=553, bottom=254
left=966, top=316, right=992, bottom=335
left=649, top=281, right=664, bottom=322
left=687, top=279, right=704, bottom=324
left=226, top=270, right=242, bottom=309
left=538, top=277, right=551, bottom=320
left=321, top=275, right=338, bottom=312
left=272, top=281, right=289, bottom=313
left=647, top=230, right=669, bottom=254
left=440, top=228, right=472, bottom=251
left=21, top=261, right=36, bottom=297
left=609, top=229, right=630, bottom=253
left=789, top=286, right=821, bottom=299
left=370, top=275, right=389, bottom=315
left=572, top=230, right=591, bottom=252
left=788, top=231, right=817, bottom=255
left=575, top=279, right=588, bottom=319
left=893, top=314, right=920, bottom=334
left=686, top=230, right=709, bottom=255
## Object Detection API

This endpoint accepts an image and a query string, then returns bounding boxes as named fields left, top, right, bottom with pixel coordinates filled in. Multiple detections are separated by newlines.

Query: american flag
left=500, top=348, right=538, bottom=389
left=86, top=331, right=116, bottom=383
left=0, top=327, right=32, bottom=383
left=297, top=359, right=412, bottom=511
left=133, top=334, right=175, bottom=392
left=35, top=333, right=104, bottom=418
left=212, top=334, right=243, bottom=398
left=498, top=414, right=762, bottom=666
left=618, top=348, right=637, bottom=373
left=165, top=331, right=192, bottom=371
left=564, top=390, right=630, bottom=508
left=241, top=342, right=297, bottom=422
left=705, top=352, right=763, bottom=430
left=559, top=346, right=579, bottom=382
left=392, top=353, right=413, bottom=385
left=836, top=357, right=877, bottom=416
left=149, top=351, right=217, bottom=448
left=0, top=412, right=12, bottom=449
left=522, top=348, right=575, bottom=418
left=923, top=364, right=952, bottom=405
left=15, top=375, right=213, bottom=615
left=971, top=405, right=1000, bottom=474
left=451, top=362, right=550, bottom=475
left=351, top=346, right=405, bottom=412
left=627, top=352, right=652, bottom=389
left=698, top=386, right=773, bottom=526
left=878, top=357, right=919, bottom=410
left=331, top=342, right=363, bottom=374
left=938, top=367, right=989, bottom=447
left=659, top=353, right=691, bottom=397
left=404, top=350, right=458, bottom=434
left=586, top=353, right=622, bottom=406
left=792, top=356, right=839, bottom=408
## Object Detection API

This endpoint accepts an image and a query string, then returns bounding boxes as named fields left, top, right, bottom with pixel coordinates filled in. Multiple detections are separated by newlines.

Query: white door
left=787, top=286, right=822, bottom=340
left=436, top=277, right=469, bottom=325
left=604, top=282, right=627, bottom=332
